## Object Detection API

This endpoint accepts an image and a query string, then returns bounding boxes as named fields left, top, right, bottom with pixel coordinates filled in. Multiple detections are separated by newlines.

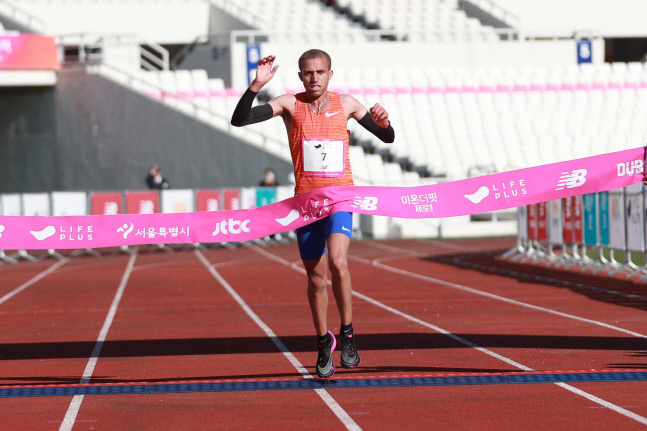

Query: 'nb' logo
left=555, top=169, right=587, bottom=191
left=351, top=197, right=379, bottom=211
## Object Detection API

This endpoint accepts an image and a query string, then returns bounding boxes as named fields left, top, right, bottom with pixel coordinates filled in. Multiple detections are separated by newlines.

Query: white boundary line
left=0, top=258, right=69, bottom=305
left=364, top=252, right=647, bottom=339
left=59, top=252, right=138, bottom=431
left=368, top=239, right=647, bottom=307
left=252, top=246, right=647, bottom=426
left=195, top=250, right=361, bottom=431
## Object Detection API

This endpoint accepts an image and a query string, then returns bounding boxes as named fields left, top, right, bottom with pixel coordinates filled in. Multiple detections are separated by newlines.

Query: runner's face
left=299, top=57, right=332, bottom=100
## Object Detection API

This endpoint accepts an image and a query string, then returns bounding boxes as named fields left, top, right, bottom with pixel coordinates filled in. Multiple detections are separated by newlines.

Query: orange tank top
left=289, top=92, right=354, bottom=195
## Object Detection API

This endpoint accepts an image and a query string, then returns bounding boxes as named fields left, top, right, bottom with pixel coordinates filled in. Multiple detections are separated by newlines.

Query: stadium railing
left=505, top=183, right=647, bottom=280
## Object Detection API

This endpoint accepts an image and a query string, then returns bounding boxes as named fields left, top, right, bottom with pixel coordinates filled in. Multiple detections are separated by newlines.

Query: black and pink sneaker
left=316, top=331, right=337, bottom=378
left=339, top=330, right=361, bottom=368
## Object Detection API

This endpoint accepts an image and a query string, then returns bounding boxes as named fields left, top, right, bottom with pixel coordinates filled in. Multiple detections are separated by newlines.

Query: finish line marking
left=1, top=370, right=646, bottom=399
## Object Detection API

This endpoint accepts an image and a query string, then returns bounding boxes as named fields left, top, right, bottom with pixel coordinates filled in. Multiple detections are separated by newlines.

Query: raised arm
left=341, top=94, right=395, bottom=143
left=231, top=55, right=282, bottom=127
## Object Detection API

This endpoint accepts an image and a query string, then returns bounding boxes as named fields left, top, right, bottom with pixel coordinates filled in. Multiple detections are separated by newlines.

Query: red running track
left=0, top=237, right=646, bottom=430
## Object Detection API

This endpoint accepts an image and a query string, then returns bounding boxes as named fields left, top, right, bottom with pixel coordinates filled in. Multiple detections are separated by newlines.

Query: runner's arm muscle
left=342, top=95, right=394, bottom=143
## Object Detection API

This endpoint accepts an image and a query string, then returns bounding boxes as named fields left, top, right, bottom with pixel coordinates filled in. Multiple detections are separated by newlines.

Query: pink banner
left=0, top=147, right=644, bottom=249
left=0, top=35, right=59, bottom=70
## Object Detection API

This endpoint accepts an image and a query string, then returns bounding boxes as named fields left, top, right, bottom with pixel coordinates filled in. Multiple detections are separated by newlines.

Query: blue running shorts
left=296, top=211, right=353, bottom=261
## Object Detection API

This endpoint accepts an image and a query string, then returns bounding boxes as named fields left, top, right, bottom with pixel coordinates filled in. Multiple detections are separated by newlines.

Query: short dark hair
left=298, top=49, right=331, bottom=71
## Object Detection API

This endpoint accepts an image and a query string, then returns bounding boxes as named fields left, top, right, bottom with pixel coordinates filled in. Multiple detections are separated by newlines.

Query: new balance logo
left=350, top=196, right=378, bottom=211
left=556, top=169, right=587, bottom=190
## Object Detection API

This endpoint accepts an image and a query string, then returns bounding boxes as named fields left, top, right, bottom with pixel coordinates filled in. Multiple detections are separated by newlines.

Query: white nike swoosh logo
left=325, top=111, right=340, bottom=117
left=341, top=226, right=351, bottom=232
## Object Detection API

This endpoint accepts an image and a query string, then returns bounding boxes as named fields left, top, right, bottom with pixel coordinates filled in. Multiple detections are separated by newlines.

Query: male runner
left=231, top=49, right=394, bottom=378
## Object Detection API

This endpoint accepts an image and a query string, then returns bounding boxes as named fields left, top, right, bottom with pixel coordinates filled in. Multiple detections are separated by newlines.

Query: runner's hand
left=251, top=55, right=279, bottom=91
left=369, top=103, right=390, bottom=128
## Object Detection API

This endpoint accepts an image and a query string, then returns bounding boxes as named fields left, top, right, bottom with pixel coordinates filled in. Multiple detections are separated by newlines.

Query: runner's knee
left=307, top=270, right=328, bottom=291
left=328, top=255, right=348, bottom=275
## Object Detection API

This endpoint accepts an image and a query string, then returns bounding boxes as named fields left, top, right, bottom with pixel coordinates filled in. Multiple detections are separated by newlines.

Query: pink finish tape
left=0, top=148, right=644, bottom=250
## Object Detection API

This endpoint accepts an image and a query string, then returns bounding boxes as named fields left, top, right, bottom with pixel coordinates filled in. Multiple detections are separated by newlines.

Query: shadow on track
left=425, top=249, right=647, bottom=312
left=0, top=333, right=644, bottom=360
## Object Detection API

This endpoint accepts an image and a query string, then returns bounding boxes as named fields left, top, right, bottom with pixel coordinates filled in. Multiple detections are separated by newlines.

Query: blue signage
left=256, top=187, right=276, bottom=207
left=599, top=191, right=610, bottom=246
left=577, top=39, right=592, bottom=64
left=582, top=193, right=597, bottom=245
left=246, top=44, right=261, bottom=86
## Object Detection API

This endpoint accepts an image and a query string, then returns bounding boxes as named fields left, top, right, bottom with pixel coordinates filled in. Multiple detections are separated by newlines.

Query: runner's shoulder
left=339, top=94, right=364, bottom=117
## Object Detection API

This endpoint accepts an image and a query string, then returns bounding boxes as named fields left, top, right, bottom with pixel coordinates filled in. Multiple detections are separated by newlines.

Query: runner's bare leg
left=304, top=256, right=329, bottom=336
left=327, top=233, right=353, bottom=326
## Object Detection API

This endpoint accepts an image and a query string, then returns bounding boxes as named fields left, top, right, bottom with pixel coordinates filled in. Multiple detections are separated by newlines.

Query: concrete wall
left=0, top=68, right=294, bottom=193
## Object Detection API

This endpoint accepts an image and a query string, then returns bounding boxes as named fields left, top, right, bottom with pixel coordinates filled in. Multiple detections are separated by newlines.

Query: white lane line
left=555, top=383, right=647, bottom=425
left=448, top=255, right=647, bottom=302
left=195, top=250, right=361, bottom=431
left=0, top=258, right=69, bottom=305
left=369, top=255, right=647, bottom=339
left=59, top=252, right=138, bottom=431
left=369, top=240, right=647, bottom=312
left=253, top=246, right=647, bottom=426
left=416, top=239, right=469, bottom=250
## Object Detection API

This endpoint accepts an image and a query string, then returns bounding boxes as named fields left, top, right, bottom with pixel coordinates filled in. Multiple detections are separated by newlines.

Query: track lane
left=0, top=254, right=135, bottom=430
left=73, top=247, right=359, bottom=430
left=3, top=238, right=646, bottom=429
left=247, top=243, right=644, bottom=428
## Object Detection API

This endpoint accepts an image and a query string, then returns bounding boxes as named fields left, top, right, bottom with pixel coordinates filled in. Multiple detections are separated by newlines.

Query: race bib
left=302, top=139, right=345, bottom=178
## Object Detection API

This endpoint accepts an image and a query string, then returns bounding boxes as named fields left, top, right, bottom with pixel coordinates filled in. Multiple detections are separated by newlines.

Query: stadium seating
left=492, top=0, right=647, bottom=37
left=106, top=55, right=647, bottom=183
left=213, top=0, right=360, bottom=32
left=339, top=0, right=491, bottom=33
left=6, top=0, right=209, bottom=43
left=334, top=62, right=647, bottom=179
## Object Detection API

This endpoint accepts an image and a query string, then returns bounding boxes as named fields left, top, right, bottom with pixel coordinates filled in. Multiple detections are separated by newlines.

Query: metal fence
left=504, top=183, right=647, bottom=280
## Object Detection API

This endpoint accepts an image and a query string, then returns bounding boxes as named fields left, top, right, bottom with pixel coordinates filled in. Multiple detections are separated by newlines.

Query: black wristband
left=230, top=88, right=274, bottom=126
left=358, top=112, right=395, bottom=143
